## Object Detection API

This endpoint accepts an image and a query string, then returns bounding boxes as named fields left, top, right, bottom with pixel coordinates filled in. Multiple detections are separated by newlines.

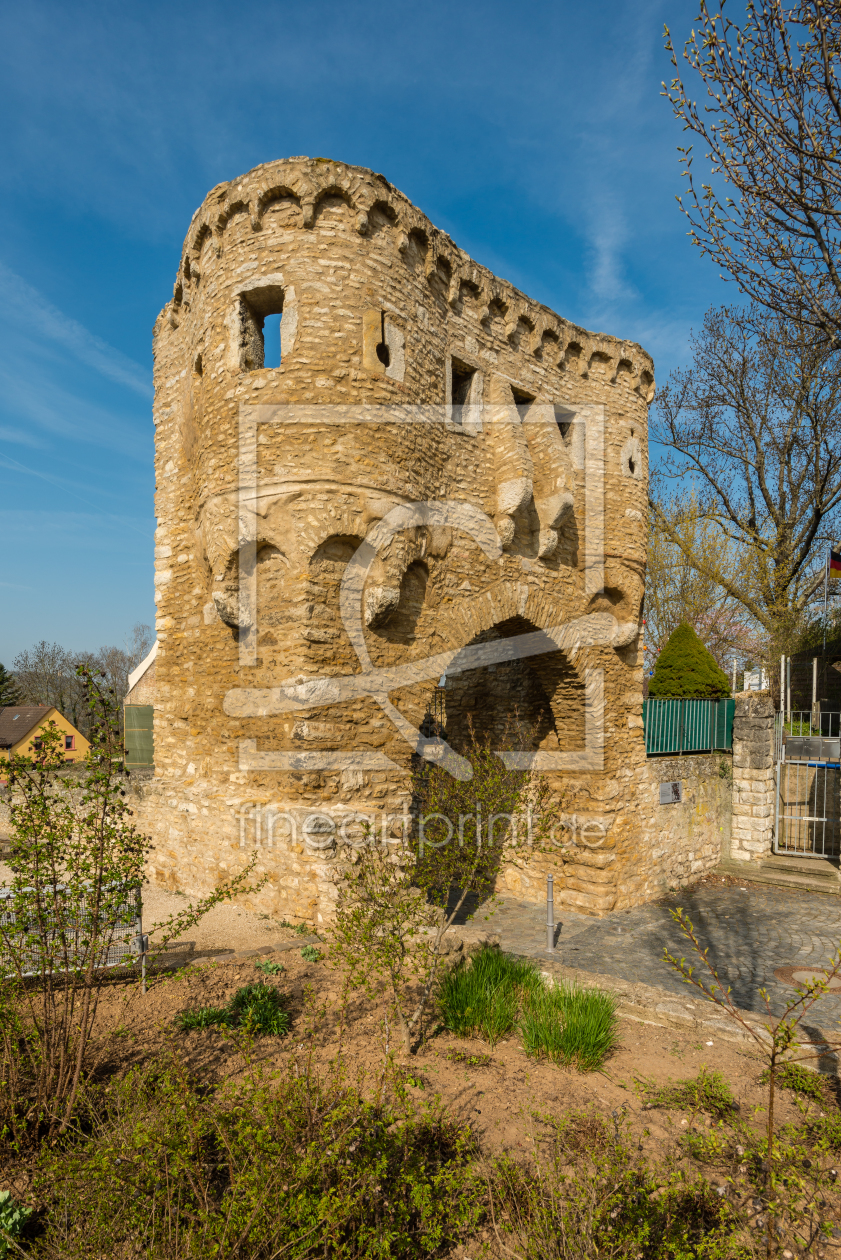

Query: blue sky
left=0, top=0, right=731, bottom=666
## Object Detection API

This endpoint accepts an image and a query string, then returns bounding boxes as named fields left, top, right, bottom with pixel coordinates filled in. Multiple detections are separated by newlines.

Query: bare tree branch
left=651, top=305, right=841, bottom=649
left=664, top=0, right=841, bottom=343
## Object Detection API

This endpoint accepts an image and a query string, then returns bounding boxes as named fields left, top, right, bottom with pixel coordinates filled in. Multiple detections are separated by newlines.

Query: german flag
left=831, top=549, right=841, bottom=574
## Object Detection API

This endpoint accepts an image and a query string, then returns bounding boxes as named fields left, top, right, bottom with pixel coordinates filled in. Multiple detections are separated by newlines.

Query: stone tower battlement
left=163, top=157, right=654, bottom=398
left=143, top=157, right=660, bottom=922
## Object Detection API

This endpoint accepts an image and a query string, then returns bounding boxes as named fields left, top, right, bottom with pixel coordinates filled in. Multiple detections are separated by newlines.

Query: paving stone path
left=471, top=883, right=841, bottom=1029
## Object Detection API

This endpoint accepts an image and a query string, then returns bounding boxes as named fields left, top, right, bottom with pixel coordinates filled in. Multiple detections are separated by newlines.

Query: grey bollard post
left=546, top=873, right=555, bottom=953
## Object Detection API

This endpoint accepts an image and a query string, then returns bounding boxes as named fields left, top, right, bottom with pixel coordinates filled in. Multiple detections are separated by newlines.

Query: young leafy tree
left=648, top=623, right=732, bottom=699
left=666, top=909, right=841, bottom=1260
left=0, top=669, right=146, bottom=1139
left=645, top=488, right=762, bottom=669
left=331, top=720, right=563, bottom=1056
left=0, top=665, right=260, bottom=1142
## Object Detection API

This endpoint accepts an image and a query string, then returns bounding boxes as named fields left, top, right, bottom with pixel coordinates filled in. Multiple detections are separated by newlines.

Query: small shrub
left=445, top=1048, right=492, bottom=1067
left=521, top=979, right=619, bottom=1071
left=761, top=1061, right=825, bottom=1102
left=645, top=1067, right=737, bottom=1118
left=489, top=1108, right=741, bottom=1259
left=177, top=982, right=290, bottom=1037
left=36, top=1062, right=484, bottom=1258
left=0, top=1191, right=32, bottom=1259
left=438, top=948, right=540, bottom=1047
left=810, top=1111, right=841, bottom=1151
left=331, top=721, right=565, bottom=1057
left=648, top=622, right=731, bottom=698
left=255, top=958, right=285, bottom=976
left=300, top=945, right=322, bottom=963
left=680, top=1127, right=731, bottom=1164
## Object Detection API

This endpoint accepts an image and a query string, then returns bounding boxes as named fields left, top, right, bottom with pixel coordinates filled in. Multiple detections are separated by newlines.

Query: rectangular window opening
left=241, top=285, right=285, bottom=372
left=450, top=358, right=477, bottom=429
left=451, top=360, right=475, bottom=406
left=65, top=735, right=75, bottom=751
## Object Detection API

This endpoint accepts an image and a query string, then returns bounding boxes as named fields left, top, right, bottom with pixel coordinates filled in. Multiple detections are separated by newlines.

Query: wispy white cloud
left=0, top=454, right=153, bottom=537
left=0, top=423, right=44, bottom=448
left=0, top=357, right=148, bottom=459
left=0, top=261, right=152, bottom=398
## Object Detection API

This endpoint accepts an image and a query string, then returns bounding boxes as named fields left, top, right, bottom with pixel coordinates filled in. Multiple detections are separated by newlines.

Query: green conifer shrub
left=648, top=623, right=731, bottom=698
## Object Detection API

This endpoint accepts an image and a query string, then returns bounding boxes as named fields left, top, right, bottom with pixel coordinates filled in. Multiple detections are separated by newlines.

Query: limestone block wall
left=636, top=754, right=732, bottom=888
left=138, top=155, right=659, bottom=923
left=730, top=693, right=775, bottom=861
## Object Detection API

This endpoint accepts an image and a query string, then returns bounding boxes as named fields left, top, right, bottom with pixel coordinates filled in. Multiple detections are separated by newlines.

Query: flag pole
left=824, top=546, right=830, bottom=654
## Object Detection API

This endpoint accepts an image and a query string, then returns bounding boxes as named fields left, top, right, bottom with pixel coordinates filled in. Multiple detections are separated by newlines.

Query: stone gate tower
left=140, top=157, right=658, bottom=923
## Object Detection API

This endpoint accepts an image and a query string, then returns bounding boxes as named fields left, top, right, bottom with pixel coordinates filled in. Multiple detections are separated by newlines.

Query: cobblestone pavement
left=471, top=883, right=841, bottom=1028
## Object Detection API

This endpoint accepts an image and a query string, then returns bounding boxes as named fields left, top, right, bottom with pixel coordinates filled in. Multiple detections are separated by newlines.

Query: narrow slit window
left=375, top=311, right=390, bottom=367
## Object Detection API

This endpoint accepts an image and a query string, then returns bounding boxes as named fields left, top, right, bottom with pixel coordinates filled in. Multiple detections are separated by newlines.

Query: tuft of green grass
left=227, top=983, right=291, bottom=1035
left=300, top=945, right=322, bottom=963
left=255, top=958, right=285, bottom=976
left=438, top=948, right=540, bottom=1047
left=521, top=979, right=619, bottom=1072
left=761, top=1061, right=825, bottom=1101
left=176, top=1005, right=228, bottom=1032
left=645, top=1067, right=737, bottom=1118
left=176, top=982, right=289, bottom=1036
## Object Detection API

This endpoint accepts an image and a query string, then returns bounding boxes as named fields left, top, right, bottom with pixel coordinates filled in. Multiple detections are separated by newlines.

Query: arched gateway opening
left=436, top=616, right=585, bottom=755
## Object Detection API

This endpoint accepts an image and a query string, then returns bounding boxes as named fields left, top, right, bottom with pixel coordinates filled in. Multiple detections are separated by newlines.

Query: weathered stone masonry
left=133, top=156, right=674, bottom=923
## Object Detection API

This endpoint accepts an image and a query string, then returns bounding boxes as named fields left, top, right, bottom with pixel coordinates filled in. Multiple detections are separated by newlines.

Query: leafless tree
left=663, top=1, right=841, bottom=344
left=645, top=489, right=764, bottom=668
left=12, top=624, right=154, bottom=735
left=652, top=304, right=841, bottom=654
left=12, top=642, right=78, bottom=717
left=92, top=624, right=153, bottom=706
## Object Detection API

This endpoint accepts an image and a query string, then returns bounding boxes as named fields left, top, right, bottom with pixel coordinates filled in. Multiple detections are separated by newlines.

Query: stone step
left=764, top=858, right=840, bottom=880
left=718, top=857, right=841, bottom=896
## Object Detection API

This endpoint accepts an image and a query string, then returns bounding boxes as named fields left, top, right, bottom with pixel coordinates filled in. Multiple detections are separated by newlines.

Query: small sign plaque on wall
left=659, top=781, right=682, bottom=805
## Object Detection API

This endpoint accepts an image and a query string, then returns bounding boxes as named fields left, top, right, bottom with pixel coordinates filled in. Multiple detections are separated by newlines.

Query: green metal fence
left=642, top=698, right=735, bottom=756
left=124, top=705, right=154, bottom=768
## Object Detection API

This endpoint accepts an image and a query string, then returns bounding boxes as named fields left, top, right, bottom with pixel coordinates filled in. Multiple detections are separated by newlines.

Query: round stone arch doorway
left=437, top=615, right=586, bottom=757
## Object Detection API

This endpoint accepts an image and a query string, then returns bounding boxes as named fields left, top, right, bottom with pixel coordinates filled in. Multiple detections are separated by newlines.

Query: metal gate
left=775, top=712, right=841, bottom=858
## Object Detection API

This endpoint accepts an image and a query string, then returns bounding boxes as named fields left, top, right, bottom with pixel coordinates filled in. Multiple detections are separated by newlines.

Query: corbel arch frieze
left=251, top=184, right=304, bottom=231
